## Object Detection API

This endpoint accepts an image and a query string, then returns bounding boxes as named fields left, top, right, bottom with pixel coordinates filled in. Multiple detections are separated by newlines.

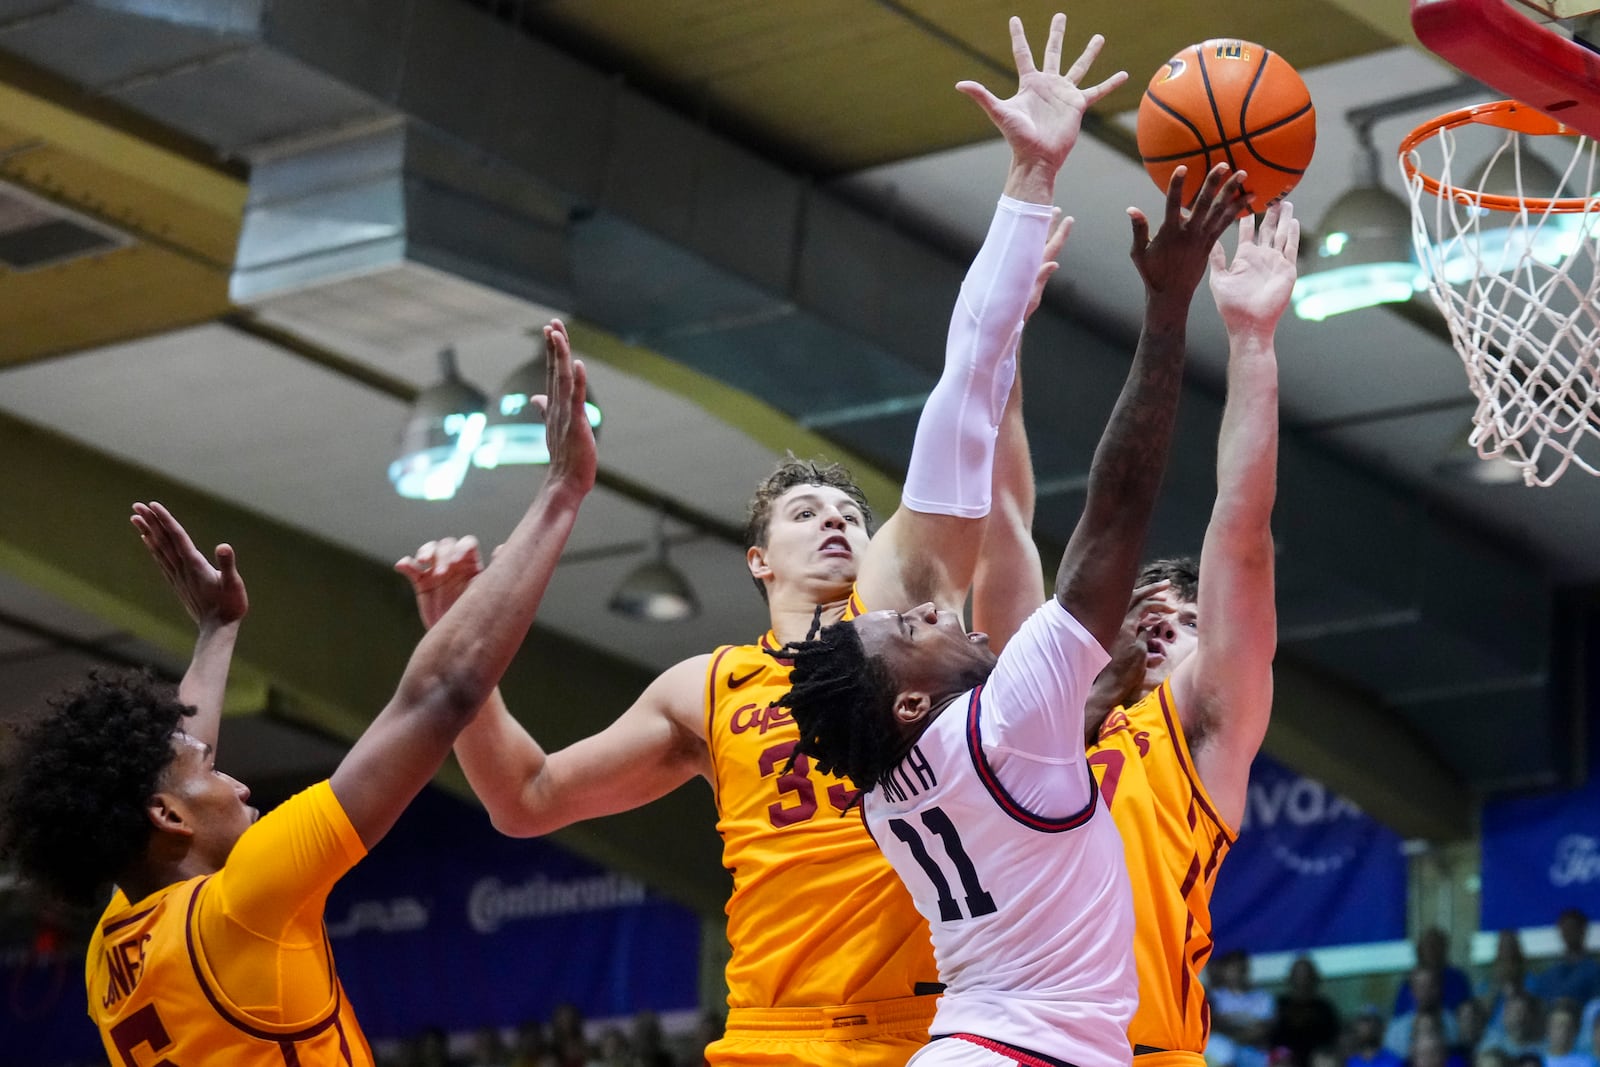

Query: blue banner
left=1481, top=774, right=1600, bottom=929
left=7, top=786, right=701, bottom=1065
left=1211, top=754, right=1407, bottom=953
left=325, top=787, right=701, bottom=1039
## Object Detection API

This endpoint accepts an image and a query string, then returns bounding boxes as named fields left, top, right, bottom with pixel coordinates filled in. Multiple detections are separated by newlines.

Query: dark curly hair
left=744, top=456, right=874, bottom=601
left=2, top=671, right=193, bottom=904
left=1138, top=556, right=1199, bottom=606
left=774, top=617, right=905, bottom=795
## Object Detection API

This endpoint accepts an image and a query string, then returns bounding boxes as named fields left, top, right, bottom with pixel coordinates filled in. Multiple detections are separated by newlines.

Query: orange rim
left=1399, top=100, right=1598, bottom=213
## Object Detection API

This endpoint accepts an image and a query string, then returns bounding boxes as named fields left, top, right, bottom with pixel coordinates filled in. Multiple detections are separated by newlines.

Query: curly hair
left=1138, top=556, right=1199, bottom=606
left=744, top=456, right=874, bottom=601
left=774, top=618, right=905, bottom=796
left=1, top=671, right=193, bottom=904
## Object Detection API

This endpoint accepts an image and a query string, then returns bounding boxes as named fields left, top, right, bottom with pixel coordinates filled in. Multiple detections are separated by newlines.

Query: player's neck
left=121, top=844, right=221, bottom=903
left=766, top=586, right=851, bottom=646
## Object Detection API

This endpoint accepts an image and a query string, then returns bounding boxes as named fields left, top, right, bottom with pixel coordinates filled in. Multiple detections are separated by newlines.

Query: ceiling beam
left=0, top=410, right=730, bottom=913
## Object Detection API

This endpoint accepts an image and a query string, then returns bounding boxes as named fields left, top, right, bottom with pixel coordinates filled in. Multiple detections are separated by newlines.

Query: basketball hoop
left=1400, top=99, right=1600, bottom=486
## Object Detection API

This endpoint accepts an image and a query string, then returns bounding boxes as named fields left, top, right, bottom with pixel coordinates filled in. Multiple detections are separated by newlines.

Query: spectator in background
left=628, top=1010, right=675, bottom=1067
left=1274, top=957, right=1342, bottom=1067
left=1351, top=1006, right=1406, bottom=1067
left=689, top=1012, right=726, bottom=1066
left=1533, top=912, right=1600, bottom=1006
left=1477, top=1050, right=1511, bottom=1067
left=511, top=1020, right=550, bottom=1067
left=1459, top=999, right=1490, bottom=1059
left=1484, top=932, right=1531, bottom=1023
left=1209, top=950, right=1278, bottom=1067
left=1398, top=929, right=1476, bottom=1016
left=1543, top=1001, right=1595, bottom=1067
left=1389, top=969, right=1463, bottom=1058
left=1482, top=991, right=1545, bottom=1061
left=1412, top=1029, right=1457, bottom=1067
left=583, top=1028, right=629, bottom=1067
left=467, top=1026, right=513, bottom=1067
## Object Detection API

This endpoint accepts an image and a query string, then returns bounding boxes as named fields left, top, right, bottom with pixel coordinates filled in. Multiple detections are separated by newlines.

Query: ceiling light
left=1294, top=129, right=1421, bottom=322
left=388, top=347, right=487, bottom=501
left=473, top=339, right=603, bottom=469
left=609, top=515, right=699, bottom=623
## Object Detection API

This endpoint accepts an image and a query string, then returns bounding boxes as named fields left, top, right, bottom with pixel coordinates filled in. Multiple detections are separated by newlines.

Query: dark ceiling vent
left=0, top=182, right=130, bottom=272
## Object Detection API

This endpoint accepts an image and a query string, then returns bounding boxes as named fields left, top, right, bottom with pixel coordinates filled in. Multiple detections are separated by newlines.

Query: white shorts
left=910, top=1033, right=1081, bottom=1067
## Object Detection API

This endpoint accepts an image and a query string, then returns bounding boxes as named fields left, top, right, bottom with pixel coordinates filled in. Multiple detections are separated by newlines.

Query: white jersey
left=863, top=600, right=1136, bottom=1067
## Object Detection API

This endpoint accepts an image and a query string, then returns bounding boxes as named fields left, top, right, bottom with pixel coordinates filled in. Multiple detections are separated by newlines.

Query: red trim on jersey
left=101, top=904, right=158, bottom=936
left=1156, top=685, right=1231, bottom=839
left=943, top=1031, right=1081, bottom=1067
left=964, top=686, right=1098, bottom=833
left=183, top=877, right=348, bottom=1048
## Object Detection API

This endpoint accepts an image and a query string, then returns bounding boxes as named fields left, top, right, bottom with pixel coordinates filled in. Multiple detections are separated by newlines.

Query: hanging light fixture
left=1433, top=146, right=1584, bottom=285
left=474, top=330, right=603, bottom=469
left=1293, top=122, right=1421, bottom=321
left=388, top=347, right=487, bottom=501
left=609, top=513, right=699, bottom=622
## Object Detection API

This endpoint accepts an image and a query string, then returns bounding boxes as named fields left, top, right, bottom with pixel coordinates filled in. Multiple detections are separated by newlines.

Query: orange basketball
left=1136, top=39, right=1316, bottom=215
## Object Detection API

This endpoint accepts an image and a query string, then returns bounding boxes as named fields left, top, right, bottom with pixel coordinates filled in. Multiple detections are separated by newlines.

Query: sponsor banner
left=1481, top=773, right=1600, bottom=929
left=1211, top=754, right=1407, bottom=953
left=326, top=787, right=701, bottom=1039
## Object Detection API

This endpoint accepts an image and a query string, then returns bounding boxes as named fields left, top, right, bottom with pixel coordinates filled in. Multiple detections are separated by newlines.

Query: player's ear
left=894, top=692, right=932, bottom=726
left=747, top=545, right=772, bottom=584
left=146, top=792, right=195, bottom=839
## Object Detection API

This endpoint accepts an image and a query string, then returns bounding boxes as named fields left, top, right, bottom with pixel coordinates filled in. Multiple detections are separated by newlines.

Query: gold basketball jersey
left=705, top=591, right=939, bottom=1010
left=1087, top=681, right=1236, bottom=1061
left=86, top=782, right=373, bottom=1066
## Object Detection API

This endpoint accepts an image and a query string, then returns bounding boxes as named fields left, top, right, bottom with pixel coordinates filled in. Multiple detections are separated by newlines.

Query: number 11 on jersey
left=887, top=806, right=997, bottom=921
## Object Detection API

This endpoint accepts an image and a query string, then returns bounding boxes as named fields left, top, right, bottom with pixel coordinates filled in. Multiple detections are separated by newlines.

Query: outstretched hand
left=958, top=14, right=1126, bottom=180
left=1129, top=163, right=1251, bottom=304
left=1024, top=208, right=1073, bottom=322
left=130, top=501, right=248, bottom=628
left=396, top=536, right=483, bottom=630
left=532, top=319, right=598, bottom=498
left=1085, top=579, right=1178, bottom=728
left=1208, top=200, right=1300, bottom=335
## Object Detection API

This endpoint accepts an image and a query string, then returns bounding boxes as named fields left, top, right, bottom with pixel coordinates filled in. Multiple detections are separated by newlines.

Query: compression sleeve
left=900, top=194, right=1054, bottom=518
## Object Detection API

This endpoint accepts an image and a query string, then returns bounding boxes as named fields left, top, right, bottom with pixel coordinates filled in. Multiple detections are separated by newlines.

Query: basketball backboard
left=1412, top=0, right=1600, bottom=139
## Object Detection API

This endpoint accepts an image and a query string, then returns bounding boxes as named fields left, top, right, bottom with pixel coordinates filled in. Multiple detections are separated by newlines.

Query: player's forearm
left=1057, top=305, right=1188, bottom=643
left=902, top=196, right=1051, bottom=521
left=178, top=618, right=241, bottom=747
left=1212, top=332, right=1279, bottom=537
left=394, top=480, right=585, bottom=727
left=453, top=690, right=560, bottom=837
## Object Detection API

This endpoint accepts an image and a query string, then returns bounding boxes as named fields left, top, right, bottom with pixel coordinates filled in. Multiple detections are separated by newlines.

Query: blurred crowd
left=378, top=1006, right=724, bottom=1067
left=1206, top=910, right=1600, bottom=1067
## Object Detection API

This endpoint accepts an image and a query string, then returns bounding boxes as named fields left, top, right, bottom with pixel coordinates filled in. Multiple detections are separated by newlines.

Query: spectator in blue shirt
left=1532, top=912, right=1600, bottom=1007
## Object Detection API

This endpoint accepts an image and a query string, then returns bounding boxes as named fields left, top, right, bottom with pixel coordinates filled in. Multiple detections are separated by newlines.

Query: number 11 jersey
left=861, top=600, right=1136, bottom=1067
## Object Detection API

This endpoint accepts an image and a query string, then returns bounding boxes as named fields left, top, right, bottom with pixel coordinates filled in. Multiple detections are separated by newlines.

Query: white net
left=1402, top=107, right=1600, bottom=485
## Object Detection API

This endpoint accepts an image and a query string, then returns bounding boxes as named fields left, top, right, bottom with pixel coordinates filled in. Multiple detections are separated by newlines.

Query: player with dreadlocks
left=776, top=162, right=1255, bottom=1067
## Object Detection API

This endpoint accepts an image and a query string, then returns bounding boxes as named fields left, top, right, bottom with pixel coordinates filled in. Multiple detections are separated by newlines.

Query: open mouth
left=819, top=536, right=851, bottom=556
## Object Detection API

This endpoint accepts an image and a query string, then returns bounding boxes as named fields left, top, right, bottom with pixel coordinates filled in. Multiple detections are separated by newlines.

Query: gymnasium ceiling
left=0, top=0, right=1591, bottom=914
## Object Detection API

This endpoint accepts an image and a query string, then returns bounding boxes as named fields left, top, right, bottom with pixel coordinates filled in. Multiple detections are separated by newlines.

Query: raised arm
left=130, top=501, right=248, bottom=749
left=396, top=541, right=710, bottom=839
left=328, top=319, right=596, bottom=849
left=1055, top=164, right=1249, bottom=647
left=1177, top=203, right=1298, bottom=829
left=859, top=13, right=1124, bottom=614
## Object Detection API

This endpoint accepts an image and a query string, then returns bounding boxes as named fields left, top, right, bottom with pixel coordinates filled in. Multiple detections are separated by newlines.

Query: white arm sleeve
left=978, top=598, right=1112, bottom=813
left=900, top=194, right=1054, bottom=518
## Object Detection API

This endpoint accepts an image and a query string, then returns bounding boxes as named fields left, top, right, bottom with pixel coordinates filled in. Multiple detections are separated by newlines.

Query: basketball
left=1136, top=39, right=1316, bottom=215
